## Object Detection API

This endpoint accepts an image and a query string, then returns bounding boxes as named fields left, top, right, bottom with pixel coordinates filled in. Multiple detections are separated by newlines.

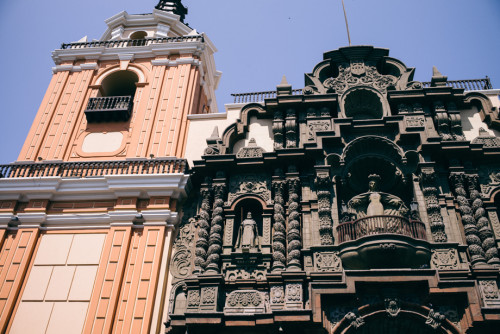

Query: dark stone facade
left=167, top=46, right=500, bottom=333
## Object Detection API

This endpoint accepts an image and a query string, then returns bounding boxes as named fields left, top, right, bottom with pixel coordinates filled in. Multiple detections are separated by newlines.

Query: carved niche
left=228, top=174, right=271, bottom=205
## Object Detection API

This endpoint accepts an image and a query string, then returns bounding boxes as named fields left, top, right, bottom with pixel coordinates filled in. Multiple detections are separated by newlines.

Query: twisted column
left=287, top=176, right=302, bottom=270
left=418, top=167, right=447, bottom=242
left=450, top=172, right=487, bottom=266
left=272, top=177, right=286, bottom=272
left=205, top=183, right=226, bottom=273
left=315, top=172, right=334, bottom=245
left=193, top=182, right=212, bottom=274
left=467, top=175, right=500, bottom=266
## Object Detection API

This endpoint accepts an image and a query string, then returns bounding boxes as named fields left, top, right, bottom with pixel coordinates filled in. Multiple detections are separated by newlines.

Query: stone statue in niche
left=348, top=174, right=409, bottom=219
left=236, top=212, right=260, bottom=250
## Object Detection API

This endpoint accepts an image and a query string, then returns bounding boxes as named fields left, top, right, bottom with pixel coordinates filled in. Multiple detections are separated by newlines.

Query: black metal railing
left=60, top=35, right=204, bottom=50
left=336, top=215, right=427, bottom=244
left=231, top=77, right=493, bottom=103
left=0, top=158, right=187, bottom=179
left=421, top=77, right=492, bottom=90
left=85, top=96, right=133, bottom=122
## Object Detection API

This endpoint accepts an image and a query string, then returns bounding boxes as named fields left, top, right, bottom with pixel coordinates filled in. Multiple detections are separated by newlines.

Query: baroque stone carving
left=225, top=290, right=265, bottom=313
left=225, top=267, right=266, bottom=281
left=228, top=174, right=270, bottom=204
left=236, top=212, right=260, bottom=250
left=434, top=102, right=453, bottom=141
left=385, top=298, right=400, bottom=318
left=187, top=290, right=200, bottom=308
left=479, top=280, right=500, bottom=307
left=201, top=287, right=217, bottom=305
left=419, top=167, right=448, bottom=242
left=270, top=286, right=285, bottom=304
left=315, top=172, right=334, bottom=245
left=431, top=249, right=459, bottom=270
left=273, top=111, right=284, bottom=150
left=467, top=174, right=500, bottom=265
left=307, top=120, right=331, bottom=140
left=170, top=217, right=196, bottom=280
left=314, top=252, right=342, bottom=272
left=287, top=176, right=302, bottom=270
left=272, top=177, right=286, bottom=272
left=449, top=172, right=486, bottom=266
left=425, top=309, right=446, bottom=330
left=194, top=183, right=212, bottom=273
left=472, top=128, right=500, bottom=148
left=236, top=138, right=265, bottom=159
left=405, top=115, right=425, bottom=128
left=323, top=61, right=397, bottom=95
left=204, top=126, right=223, bottom=156
left=205, top=182, right=226, bottom=273
left=345, top=312, right=365, bottom=329
left=285, top=283, right=303, bottom=309
left=285, top=109, right=298, bottom=148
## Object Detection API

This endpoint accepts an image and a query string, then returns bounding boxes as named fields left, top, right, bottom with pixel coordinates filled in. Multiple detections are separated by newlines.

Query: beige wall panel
left=67, top=234, right=106, bottom=265
left=34, top=234, right=73, bottom=265
left=19, top=72, right=69, bottom=161
left=69, top=266, right=98, bottom=301
left=45, top=266, right=76, bottom=301
left=9, top=301, right=54, bottom=334
left=46, top=302, right=88, bottom=334
left=21, top=266, right=53, bottom=301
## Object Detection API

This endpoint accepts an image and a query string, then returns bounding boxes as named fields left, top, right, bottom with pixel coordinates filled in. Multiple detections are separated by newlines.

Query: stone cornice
left=0, top=174, right=189, bottom=201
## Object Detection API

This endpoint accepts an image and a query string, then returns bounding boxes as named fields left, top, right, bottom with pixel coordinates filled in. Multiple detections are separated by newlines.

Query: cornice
left=0, top=174, right=189, bottom=202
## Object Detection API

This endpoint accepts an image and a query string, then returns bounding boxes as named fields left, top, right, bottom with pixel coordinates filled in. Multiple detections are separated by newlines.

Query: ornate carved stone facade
left=169, top=45, right=500, bottom=334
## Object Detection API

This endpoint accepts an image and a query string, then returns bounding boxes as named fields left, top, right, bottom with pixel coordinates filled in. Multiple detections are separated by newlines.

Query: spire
left=155, top=0, right=188, bottom=22
left=430, top=66, right=448, bottom=87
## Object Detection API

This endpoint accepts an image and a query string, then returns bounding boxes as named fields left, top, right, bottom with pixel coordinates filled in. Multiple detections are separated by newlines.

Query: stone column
left=272, top=172, right=286, bottom=272
left=467, top=174, right=500, bottom=266
left=449, top=172, right=487, bottom=266
left=287, top=167, right=302, bottom=271
left=418, top=166, right=448, bottom=242
left=205, top=175, right=227, bottom=274
left=315, top=168, right=334, bottom=245
left=193, top=179, right=212, bottom=274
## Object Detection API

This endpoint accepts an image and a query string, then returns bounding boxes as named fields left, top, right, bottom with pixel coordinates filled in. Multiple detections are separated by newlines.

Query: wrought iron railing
left=0, top=158, right=187, bottom=179
left=421, top=77, right=492, bottom=90
left=231, top=77, right=493, bottom=103
left=60, top=35, right=204, bottom=50
left=85, top=96, right=133, bottom=122
left=336, top=215, right=427, bottom=244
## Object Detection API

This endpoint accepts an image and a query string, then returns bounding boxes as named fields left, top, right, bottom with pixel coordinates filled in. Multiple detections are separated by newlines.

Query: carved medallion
left=314, top=252, right=342, bottom=272
left=431, top=249, right=459, bottom=270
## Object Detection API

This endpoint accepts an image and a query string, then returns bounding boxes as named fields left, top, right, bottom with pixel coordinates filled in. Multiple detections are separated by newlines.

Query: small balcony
left=336, top=215, right=431, bottom=269
left=84, top=96, right=133, bottom=122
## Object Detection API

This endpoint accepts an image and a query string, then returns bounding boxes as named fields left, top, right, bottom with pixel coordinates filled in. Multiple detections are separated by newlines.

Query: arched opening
left=233, top=198, right=264, bottom=250
left=343, top=88, right=384, bottom=120
left=100, top=70, right=139, bottom=98
left=129, top=31, right=148, bottom=40
left=85, top=70, right=139, bottom=123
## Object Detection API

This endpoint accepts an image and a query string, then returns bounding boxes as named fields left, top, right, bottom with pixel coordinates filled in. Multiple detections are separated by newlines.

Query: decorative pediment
left=236, top=138, right=265, bottom=158
left=228, top=173, right=270, bottom=205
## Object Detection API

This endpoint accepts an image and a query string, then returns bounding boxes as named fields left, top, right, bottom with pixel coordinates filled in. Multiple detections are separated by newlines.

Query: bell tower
left=0, top=2, right=220, bottom=334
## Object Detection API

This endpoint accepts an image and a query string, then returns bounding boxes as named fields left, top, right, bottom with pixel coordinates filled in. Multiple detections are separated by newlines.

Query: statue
left=348, top=174, right=409, bottom=219
left=236, top=212, right=260, bottom=250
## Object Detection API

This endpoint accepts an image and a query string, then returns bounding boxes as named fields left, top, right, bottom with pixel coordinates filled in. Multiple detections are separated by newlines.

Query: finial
left=155, top=1, right=188, bottom=23
left=431, top=66, right=448, bottom=87
left=277, top=75, right=292, bottom=96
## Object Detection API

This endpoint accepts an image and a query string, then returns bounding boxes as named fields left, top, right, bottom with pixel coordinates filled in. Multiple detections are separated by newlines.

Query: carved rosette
left=419, top=168, right=447, bottom=242
left=479, top=280, right=500, bottom=307
left=205, top=183, right=226, bottom=273
left=193, top=186, right=212, bottom=273
left=273, top=111, right=284, bottom=150
left=285, top=109, right=297, bottom=148
left=272, top=179, right=287, bottom=272
left=315, top=173, right=334, bottom=245
left=449, top=173, right=486, bottom=266
left=287, top=177, right=302, bottom=270
left=467, top=175, right=500, bottom=265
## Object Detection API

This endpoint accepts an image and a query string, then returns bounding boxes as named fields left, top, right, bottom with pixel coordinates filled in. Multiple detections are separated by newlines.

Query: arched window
left=342, top=87, right=385, bottom=120
left=129, top=31, right=148, bottom=40
left=85, top=70, right=139, bottom=123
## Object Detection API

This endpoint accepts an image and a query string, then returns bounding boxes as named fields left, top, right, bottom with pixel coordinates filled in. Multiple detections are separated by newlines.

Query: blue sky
left=0, top=0, right=499, bottom=163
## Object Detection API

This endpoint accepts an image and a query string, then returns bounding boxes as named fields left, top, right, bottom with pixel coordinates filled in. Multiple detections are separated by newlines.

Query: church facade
left=169, top=44, right=500, bottom=333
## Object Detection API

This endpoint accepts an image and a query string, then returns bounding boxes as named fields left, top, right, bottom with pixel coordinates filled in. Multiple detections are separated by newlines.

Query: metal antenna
left=341, top=0, right=352, bottom=46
